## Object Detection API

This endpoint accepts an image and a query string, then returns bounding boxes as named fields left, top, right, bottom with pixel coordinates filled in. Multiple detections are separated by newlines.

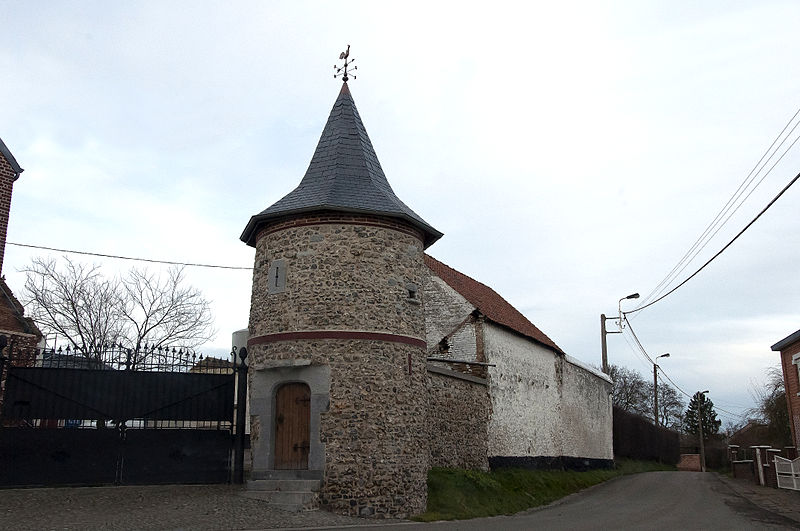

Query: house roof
left=241, top=82, right=442, bottom=248
left=0, top=137, right=24, bottom=179
left=0, top=278, right=43, bottom=337
left=771, top=328, right=800, bottom=351
left=424, top=254, right=565, bottom=355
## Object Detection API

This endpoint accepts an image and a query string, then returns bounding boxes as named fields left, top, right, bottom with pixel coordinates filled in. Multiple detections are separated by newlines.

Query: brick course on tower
left=242, top=83, right=441, bottom=518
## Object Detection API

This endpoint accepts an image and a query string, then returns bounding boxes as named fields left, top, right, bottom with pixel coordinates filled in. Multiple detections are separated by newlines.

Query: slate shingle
left=241, top=83, right=442, bottom=248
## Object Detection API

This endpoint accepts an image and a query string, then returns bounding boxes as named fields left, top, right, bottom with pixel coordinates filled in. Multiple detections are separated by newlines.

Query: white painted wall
left=561, top=355, right=613, bottom=459
left=422, top=272, right=478, bottom=361
left=485, top=324, right=613, bottom=460
left=485, top=324, right=563, bottom=457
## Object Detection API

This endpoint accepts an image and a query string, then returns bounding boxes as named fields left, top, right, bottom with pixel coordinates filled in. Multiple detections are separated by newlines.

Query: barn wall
left=485, top=324, right=613, bottom=468
left=422, top=274, right=476, bottom=359
left=484, top=325, right=562, bottom=459
left=561, top=355, right=613, bottom=460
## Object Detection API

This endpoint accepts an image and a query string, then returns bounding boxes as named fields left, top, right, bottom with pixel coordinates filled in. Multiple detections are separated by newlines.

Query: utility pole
left=698, top=414, right=706, bottom=472
left=654, top=364, right=659, bottom=426
left=601, top=293, right=639, bottom=374
left=697, top=389, right=709, bottom=472
left=653, top=353, right=670, bottom=427
left=601, top=314, right=610, bottom=373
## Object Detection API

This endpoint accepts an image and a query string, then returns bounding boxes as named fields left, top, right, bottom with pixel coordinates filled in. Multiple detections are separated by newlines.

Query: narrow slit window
left=268, top=259, right=287, bottom=294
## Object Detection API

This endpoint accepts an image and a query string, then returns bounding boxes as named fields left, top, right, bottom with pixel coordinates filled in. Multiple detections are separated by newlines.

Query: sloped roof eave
left=241, top=206, right=443, bottom=248
left=771, top=328, right=800, bottom=351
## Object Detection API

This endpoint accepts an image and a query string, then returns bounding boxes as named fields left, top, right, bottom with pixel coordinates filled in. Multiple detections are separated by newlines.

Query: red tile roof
left=424, top=254, right=564, bottom=354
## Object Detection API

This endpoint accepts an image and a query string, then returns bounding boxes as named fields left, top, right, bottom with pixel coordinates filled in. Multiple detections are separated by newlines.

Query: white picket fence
left=774, top=456, right=800, bottom=491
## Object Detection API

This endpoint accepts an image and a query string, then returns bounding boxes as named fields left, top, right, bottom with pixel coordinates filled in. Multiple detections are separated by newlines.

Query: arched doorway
left=274, top=382, right=311, bottom=469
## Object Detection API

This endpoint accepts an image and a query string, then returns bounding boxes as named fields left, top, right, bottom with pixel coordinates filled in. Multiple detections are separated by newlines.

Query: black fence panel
left=3, top=368, right=234, bottom=421
left=0, top=342, right=244, bottom=487
left=613, top=406, right=680, bottom=464
left=122, top=430, right=232, bottom=484
left=0, top=428, right=119, bottom=487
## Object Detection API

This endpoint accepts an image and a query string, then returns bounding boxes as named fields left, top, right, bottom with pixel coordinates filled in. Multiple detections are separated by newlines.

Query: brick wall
left=0, top=154, right=16, bottom=276
left=778, top=340, right=800, bottom=448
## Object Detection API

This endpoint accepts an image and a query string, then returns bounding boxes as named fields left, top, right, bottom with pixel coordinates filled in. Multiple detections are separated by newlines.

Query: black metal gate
left=0, top=343, right=247, bottom=487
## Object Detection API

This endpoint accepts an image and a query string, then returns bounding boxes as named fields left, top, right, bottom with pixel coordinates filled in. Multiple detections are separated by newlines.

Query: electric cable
left=645, top=124, right=800, bottom=306
left=7, top=242, right=253, bottom=271
left=639, top=107, right=800, bottom=308
left=627, top=168, right=800, bottom=315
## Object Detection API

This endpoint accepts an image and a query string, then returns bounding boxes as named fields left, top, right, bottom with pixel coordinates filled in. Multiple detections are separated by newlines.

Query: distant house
left=771, top=329, right=800, bottom=449
left=0, top=137, right=42, bottom=360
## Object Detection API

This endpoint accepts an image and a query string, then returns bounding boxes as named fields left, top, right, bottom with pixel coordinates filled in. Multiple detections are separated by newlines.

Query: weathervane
left=333, top=44, right=357, bottom=82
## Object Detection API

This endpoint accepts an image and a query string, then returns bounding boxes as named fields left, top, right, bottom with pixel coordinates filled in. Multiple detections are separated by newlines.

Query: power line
left=639, top=106, right=800, bottom=308
left=627, top=168, right=800, bottom=315
left=645, top=126, right=800, bottom=306
left=7, top=242, right=253, bottom=271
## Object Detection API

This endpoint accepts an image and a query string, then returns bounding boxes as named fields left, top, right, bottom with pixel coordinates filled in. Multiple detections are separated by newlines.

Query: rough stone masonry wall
left=426, top=370, right=490, bottom=471
left=248, top=215, right=429, bottom=518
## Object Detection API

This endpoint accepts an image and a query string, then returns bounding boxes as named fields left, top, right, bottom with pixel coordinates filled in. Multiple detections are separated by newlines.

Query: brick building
left=0, top=138, right=43, bottom=355
left=772, top=329, right=800, bottom=448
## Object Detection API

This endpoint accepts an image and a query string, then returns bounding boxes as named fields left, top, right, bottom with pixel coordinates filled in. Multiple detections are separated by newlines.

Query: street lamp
left=698, top=389, right=709, bottom=472
left=653, top=353, right=670, bottom=427
left=618, top=292, right=640, bottom=327
left=601, top=293, right=640, bottom=374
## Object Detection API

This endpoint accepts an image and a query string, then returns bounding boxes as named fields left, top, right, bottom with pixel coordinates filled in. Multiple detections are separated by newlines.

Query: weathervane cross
left=333, top=44, right=357, bottom=82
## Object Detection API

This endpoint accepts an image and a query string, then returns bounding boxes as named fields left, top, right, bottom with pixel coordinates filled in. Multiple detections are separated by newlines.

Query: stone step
left=247, top=479, right=320, bottom=492
left=252, top=469, right=323, bottom=480
left=243, top=476, right=321, bottom=512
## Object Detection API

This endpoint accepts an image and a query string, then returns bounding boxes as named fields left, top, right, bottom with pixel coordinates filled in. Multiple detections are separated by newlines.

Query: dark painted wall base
left=489, top=455, right=614, bottom=472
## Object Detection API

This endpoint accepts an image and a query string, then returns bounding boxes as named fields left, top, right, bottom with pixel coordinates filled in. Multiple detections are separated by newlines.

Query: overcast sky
left=2, top=1, right=799, bottom=426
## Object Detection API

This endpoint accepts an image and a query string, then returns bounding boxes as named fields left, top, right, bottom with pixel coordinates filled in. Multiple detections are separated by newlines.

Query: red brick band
left=247, top=330, right=426, bottom=349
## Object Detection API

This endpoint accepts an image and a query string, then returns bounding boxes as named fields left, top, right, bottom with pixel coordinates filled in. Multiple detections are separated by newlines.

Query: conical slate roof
left=241, top=83, right=442, bottom=248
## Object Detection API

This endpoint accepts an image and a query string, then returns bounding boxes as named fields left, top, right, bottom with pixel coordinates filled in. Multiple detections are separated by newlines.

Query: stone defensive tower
left=241, top=82, right=441, bottom=517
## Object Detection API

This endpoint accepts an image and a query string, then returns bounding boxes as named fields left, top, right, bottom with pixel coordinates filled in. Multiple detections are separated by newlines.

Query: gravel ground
left=0, top=485, right=397, bottom=530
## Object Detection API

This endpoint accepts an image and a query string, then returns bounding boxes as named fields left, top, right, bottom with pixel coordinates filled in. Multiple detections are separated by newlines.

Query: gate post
left=233, top=347, right=248, bottom=484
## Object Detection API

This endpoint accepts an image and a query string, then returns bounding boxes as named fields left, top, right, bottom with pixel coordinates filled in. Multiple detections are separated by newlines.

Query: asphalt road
left=312, top=472, right=799, bottom=531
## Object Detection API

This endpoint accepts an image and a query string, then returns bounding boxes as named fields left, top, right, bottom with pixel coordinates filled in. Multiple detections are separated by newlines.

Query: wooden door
left=274, top=382, right=310, bottom=469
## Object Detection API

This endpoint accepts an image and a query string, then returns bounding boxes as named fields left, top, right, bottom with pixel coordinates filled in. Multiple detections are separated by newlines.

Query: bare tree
left=121, top=266, right=215, bottom=351
left=22, top=258, right=216, bottom=363
left=748, top=365, right=791, bottom=447
left=650, top=383, right=685, bottom=430
left=607, top=364, right=683, bottom=427
left=22, top=257, right=124, bottom=353
left=608, top=364, right=650, bottom=417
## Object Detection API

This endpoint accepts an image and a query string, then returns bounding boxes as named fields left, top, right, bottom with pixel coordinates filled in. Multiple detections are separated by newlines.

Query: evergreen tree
left=683, top=391, right=721, bottom=441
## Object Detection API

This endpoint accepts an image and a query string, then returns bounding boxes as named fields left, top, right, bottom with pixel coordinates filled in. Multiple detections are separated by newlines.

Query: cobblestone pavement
left=0, top=485, right=396, bottom=531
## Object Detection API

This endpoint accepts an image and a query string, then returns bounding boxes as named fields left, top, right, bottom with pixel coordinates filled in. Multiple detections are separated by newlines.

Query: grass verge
left=413, top=459, right=675, bottom=522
